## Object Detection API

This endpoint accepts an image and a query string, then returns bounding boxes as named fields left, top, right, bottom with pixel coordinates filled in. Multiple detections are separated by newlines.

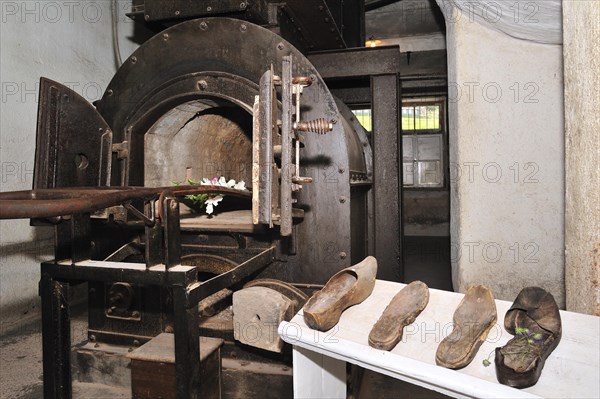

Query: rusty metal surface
left=0, top=185, right=250, bottom=220
left=143, top=0, right=251, bottom=22
left=20, top=15, right=384, bottom=399
left=189, top=246, right=276, bottom=304
left=94, top=18, right=359, bottom=284
left=255, top=68, right=275, bottom=227
left=280, top=56, right=293, bottom=236
left=308, top=46, right=402, bottom=79
left=281, top=0, right=347, bottom=50
left=371, top=74, right=403, bottom=281
left=131, top=0, right=363, bottom=51
left=34, top=78, right=112, bottom=190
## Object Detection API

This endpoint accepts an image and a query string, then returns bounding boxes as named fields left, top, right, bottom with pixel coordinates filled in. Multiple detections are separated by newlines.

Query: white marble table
left=278, top=280, right=600, bottom=398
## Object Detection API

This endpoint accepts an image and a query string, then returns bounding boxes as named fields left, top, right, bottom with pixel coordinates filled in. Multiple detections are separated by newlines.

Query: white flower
left=226, top=179, right=236, bottom=188
left=205, top=195, right=223, bottom=215
left=234, top=180, right=246, bottom=190
left=218, top=176, right=227, bottom=186
left=200, top=178, right=211, bottom=185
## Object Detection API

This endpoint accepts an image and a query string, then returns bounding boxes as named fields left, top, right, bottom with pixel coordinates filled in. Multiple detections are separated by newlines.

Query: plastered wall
left=445, top=15, right=565, bottom=305
left=563, top=0, right=600, bottom=316
left=0, top=0, right=138, bottom=326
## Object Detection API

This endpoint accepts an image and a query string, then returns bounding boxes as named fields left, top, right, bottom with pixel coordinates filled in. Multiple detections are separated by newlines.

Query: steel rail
left=0, top=186, right=251, bottom=220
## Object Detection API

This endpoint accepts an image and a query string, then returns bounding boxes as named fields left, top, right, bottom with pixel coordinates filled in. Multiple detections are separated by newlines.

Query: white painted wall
left=444, top=15, right=565, bottom=305
left=0, top=0, right=138, bottom=326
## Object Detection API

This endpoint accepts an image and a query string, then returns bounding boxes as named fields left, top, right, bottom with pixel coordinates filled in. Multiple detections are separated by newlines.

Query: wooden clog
left=436, top=285, right=497, bottom=369
left=495, top=286, right=561, bottom=388
left=303, top=256, right=377, bottom=331
left=368, top=281, right=430, bottom=350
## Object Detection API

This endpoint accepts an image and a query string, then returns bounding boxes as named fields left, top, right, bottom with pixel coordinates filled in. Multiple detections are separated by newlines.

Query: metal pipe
left=0, top=186, right=251, bottom=220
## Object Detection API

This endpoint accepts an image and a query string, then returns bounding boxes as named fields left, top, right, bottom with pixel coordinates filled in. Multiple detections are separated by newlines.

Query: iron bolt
left=339, top=252, right=347, bottom=259
left=162, top=33, right=169, bottom=40
left=107, top=308, right=112, bottom=314
left=240, top=2, right=246, bottom=9
left=132, top=311, right=140, bottom=318
left=131, top=56, right=137, bottom=64
left=174, top=10, right=180, bottom=15
left=206, top=6, right=212, bottom=11
left=339, top=196, right=347, bottom=203
left=89, top=335, right=96, bottom=342
left=240, top=24, right=247, bottom=32
left=133, top=340, right=140, bottom=347
left=338, top=168, right=345, bottom=174
left=277, top=43, right=284, bottom=51
left=198, top=80, right=208, bottom=90
left=165, top=325, right=174, bottom=333
left=107, top=89, right=113, bottom=96
left=144, top=14, right=149, bottom=21
left=200, top=21, right=208, bottom=30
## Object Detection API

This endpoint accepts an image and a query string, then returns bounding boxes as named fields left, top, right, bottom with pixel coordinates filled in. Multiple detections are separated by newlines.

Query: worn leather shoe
left=368, top=280, right=430, bottom=350
left=436, top=285, right=497, bottom=369
left=303, top=256, right=377, bottom=331
left=495, top=286, right=561, bottom=388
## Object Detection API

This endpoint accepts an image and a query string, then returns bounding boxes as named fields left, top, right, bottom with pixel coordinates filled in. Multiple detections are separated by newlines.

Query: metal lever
left=292, top=76, right=311, bottom=187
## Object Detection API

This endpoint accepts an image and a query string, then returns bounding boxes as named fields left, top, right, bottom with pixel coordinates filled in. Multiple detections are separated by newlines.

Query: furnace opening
left=144, top=98, right=253, bottom=190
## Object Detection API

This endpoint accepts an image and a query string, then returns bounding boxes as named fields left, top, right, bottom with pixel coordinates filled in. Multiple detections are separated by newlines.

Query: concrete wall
left=0, top=0, right=138, bottom=327
left=445, top=17, right=565, bottom=305
left=563, top=0, right=600, bottom=315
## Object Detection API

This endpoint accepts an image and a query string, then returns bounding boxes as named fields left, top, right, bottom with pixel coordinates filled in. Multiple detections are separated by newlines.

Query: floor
left=0, top=235, right=452, bottom=398
left=0, top=303, right=128, bottom=399
left=403, top=235, right=453, bottom=292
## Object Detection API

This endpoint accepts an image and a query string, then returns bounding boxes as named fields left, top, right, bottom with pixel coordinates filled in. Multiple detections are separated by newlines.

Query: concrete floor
left=0, top=235, right=452, bottom=398
left=404, top=235, right=453, bottom=292
left=0, top=304, right=128, bottom=399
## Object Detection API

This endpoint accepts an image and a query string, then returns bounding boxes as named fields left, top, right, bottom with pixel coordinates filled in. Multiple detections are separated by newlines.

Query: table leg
left=293, top=346, right=346, bottom=398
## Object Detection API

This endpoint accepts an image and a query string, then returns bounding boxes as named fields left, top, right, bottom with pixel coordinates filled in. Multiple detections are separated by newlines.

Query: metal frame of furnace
left=309, top=46, right=404, bottom=281
left=0, top=18, right=390, bottom=399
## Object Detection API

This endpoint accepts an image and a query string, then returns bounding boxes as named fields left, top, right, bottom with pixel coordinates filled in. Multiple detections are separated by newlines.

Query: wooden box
left=128, top=333, right=223, bottom=399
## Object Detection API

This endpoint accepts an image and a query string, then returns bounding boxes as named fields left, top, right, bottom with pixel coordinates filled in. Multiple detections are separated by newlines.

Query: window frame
left=402, top=97, right=448, bottom=189
left=401, top=98, right=446, bottom=136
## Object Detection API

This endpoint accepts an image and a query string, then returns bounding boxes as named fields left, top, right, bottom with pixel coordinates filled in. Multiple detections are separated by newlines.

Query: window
left=402, top=104, right=441, bottom=132
left=352, top=109, right=372, bottom=132
left=351, top=98, right=447, bottom=189
left=402, top=98, right=446, bottom=188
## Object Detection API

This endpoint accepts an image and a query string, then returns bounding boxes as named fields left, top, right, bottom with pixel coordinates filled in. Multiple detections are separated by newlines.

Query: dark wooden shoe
left=436, top=285, right=497, bottom=369
left=303, top=256, right=377, bottom=331
left=495, top=286, right=561, bottom=388
left=368, top=281, right=430, bottom=350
